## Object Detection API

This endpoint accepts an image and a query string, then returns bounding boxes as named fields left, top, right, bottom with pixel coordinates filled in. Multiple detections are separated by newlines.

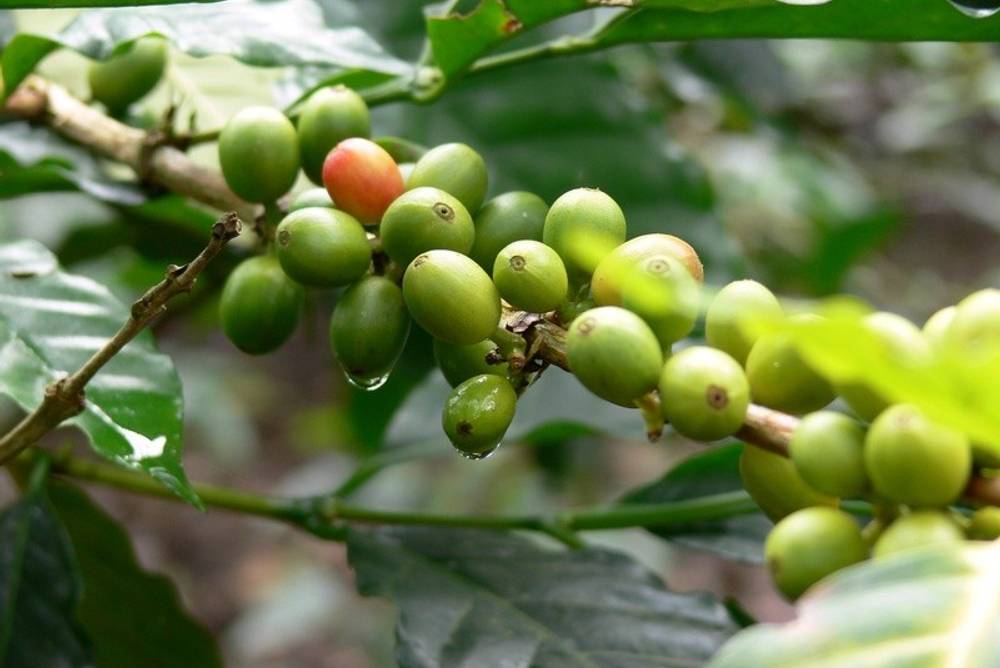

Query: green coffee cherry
left=492, top=240, right=568, bottom=313
left=442, top=374, right=517, bottom=458
left=746, top=318, right=835, bottom=415
left=469, top=192, right=548, bottom=271
left=836, top=312, right=930, bottom=422
left=705, top=280, right=783, bottom=365
left=406, top=143, right=488, bottom=214
left=872, top=511, right=964, bottom=559
left=543, top=188, right=627, bottom=281
left=658, top=347, right=749, bottom=441
left=297, top=85, right=371, bottom=185
left=922, top=305, right=956, bottom=348
left=289, top=187, right=334, bottom=211
left=329, top=276, right=410, bottom=389
left=565, top=307, right=662, bottom=407
left=765, top=507, right=868, bottom=600
left=433, top=339, right=508, bottom=388
left=968, top=506, right=1000, bottom=541
left=380, top=187, right=474, bottom=269
left=592, top=233, right=704, bottom=306
left=945, top=288, right=1000, bottom=355
left=865, top=404, right=971, bottom=507
left=88, top=36, right=168, bottom=114
left=621, top=254, right=700, bottom=349
left=275, top=207, right=371, bottom=287
left=739, top=446, right=836, bottom=522
left=402, top=250, right=501, bottom=345
left=218, top=106, right=300, bottom=203
left=789, top=411, right=867, bottom=499
left=220, top=255, right=304, bottom=355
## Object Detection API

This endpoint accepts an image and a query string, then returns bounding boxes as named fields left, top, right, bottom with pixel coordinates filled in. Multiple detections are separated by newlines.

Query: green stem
left=45, top=452, right=759, bottom=539
left=466, top=36, right=602, bottom=80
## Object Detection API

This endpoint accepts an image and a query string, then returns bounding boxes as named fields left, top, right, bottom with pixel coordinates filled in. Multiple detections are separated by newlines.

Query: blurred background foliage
left=2, top=1, right=999, bottom=666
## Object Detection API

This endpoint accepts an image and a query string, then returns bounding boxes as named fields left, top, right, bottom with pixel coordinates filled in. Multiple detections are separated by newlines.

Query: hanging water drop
left=455, top=442, right=501, bottom=460
left=775, top=0, right=833, bottom=5
left=344, top=370, right=391, bottom=392
left=947, top=0, right=1000, bottom=17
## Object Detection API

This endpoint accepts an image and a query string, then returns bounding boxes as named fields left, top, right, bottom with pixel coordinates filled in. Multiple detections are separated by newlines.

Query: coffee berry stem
left=635, top=392, right=665, bottom=442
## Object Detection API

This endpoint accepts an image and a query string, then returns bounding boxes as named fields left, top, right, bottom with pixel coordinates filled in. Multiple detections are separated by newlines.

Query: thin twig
left=0, top=213, right=243, bottom=466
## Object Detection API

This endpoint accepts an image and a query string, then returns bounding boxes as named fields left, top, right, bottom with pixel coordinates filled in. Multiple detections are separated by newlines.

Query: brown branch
left=4, top=76, right=256, bottom=220
left=0, top=213, right=243, bottom=466
left=519, top=315, right=1000, bottom=507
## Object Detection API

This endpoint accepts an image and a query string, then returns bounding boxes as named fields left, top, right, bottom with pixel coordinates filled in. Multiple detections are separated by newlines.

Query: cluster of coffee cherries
left=208, top=79, right=1000, bottom=597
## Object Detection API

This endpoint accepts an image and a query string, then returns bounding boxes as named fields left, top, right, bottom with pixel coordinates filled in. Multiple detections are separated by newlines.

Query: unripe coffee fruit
left=836, top=312, right=930, bottom=422
left=922, top=305, right=956, bottom=348
left=658, top=347, right=749, bottom=441
left=566, top=306, right=662, bottom=407
left=705, top=280, right=783, bottom=365
left=739, top=446, right=836, bottom=522
left=88, top=36, right=168, bottom=114
left=592, top=233, right=704, bottom=306
left=380, top=187, right=474, bottom=268
left=492, top=240, right=568, bottom=313
left=433, top=339, right=508, bottom=388
left=297, top=85, right=371, bottom=184
left=406, top=142, right=489, bottom=213
left=872, top=511, right=964, bottom=559
left=746, top=318, right=835, bottom=414
left=621, top=254, right=700, bottom=349
left=220, top=256, right=303, bottom=355
left=403, top=250, right=501, bottom=345
left=765, top=507, right=868, bottom=600
left=322, top=137, right=404, bottom=225
left=329, top=276, right=410, bottom=388
left=543, top=188, right=626, bottom=280
left=865, top=404, right=970, bottom=507
left=968, top=506, right=1000, bottom=541
left=442, top=374, right=517, bottom=457
left=469, top=192, right=548, bottom=271
left=219, top=107, right=300, bottom=203
left=945, top=288, right=1000, bottom=355
left=275, top=207, right=371, bottom=287
left=789, top=411, right=867, bottom=499
left=289, top=187, right=334, bottom=211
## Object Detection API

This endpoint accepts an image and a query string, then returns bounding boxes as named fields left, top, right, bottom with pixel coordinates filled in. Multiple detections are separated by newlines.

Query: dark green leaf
left=597, top=1, right=1000, bottom=46
left=709, top=540, right=1000, bottom=667
left=47, top=481, right=222, bottom=668
left=0, top=122, right=146, bottom=206
left=0, top=476, right=92, bottom=668
left=622, top=443, right=770, bottom=563
left=2, top=0, right=411, bottom=100
left=348, top=526, right=736, bottom=668
left=0, top=240, right=198, bottom=506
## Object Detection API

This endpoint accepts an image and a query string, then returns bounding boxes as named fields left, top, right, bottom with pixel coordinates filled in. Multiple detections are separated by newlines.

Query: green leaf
left=597, top=1, right=1000, bottom=46
left=708, top=540, right=1000, bottom=667
left=0, top=122, right=146, bottom=206
left=622, top=443, right=769, bottom=563
left=2, top=0, right=411, bottom=101
left=348, top=526, right=736, bottom=668
left=0, top=240, right=198, bottom=506
left=47, top=481, right=222, bottom=668
left=0, top=474, right=92, bottom=668
left=774, top=301, right=1000, bottom=458
left=3, top=0, right=222, bottom=8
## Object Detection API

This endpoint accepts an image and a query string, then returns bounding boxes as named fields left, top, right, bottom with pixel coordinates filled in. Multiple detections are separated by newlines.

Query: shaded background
left=2, top=1, right=1000, bottom=666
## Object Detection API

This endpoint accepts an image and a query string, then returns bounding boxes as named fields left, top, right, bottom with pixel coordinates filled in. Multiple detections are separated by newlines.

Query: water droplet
left=344, top=371, right=390, bottom=391
left=947, top=0, right=1000, bottom=17
left=775, top=0, right=833, bottom=4
left=455, top=443, right=500, bottom=460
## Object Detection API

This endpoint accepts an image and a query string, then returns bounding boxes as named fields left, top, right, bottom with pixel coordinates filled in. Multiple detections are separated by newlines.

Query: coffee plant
left=1, top=1, right=1000, bottom=666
